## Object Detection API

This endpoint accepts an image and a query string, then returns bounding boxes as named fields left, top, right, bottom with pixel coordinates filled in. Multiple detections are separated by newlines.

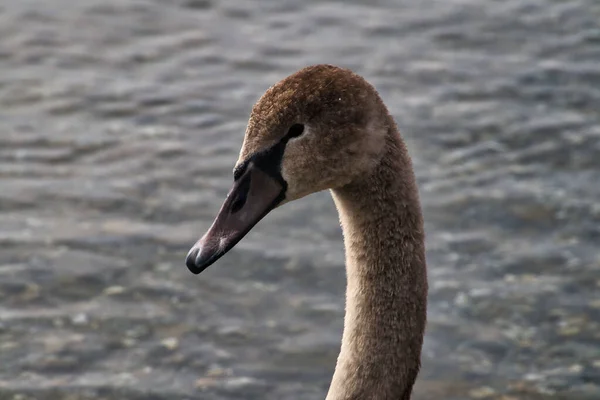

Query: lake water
left=1, top=0, right=599, bottom=399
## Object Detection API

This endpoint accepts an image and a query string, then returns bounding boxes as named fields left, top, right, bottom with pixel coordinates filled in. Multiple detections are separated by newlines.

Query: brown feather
left=237, top=64, right=427, bottom=399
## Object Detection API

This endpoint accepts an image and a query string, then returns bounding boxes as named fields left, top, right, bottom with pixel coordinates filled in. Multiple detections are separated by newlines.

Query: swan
left=186, top=64, right=427, bottom=399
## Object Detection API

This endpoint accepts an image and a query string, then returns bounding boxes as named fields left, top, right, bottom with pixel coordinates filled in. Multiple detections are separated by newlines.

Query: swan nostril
left=231, top=193, right=247, bottom=213
left=230, top=173, right=251, bottom=213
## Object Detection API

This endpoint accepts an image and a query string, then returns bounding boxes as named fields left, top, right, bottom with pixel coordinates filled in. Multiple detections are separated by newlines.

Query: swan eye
left=287, top=124, right=304, bottom=138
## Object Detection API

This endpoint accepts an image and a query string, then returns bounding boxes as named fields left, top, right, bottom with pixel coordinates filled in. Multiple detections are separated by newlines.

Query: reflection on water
left=1, top=0, right=599, bottom=399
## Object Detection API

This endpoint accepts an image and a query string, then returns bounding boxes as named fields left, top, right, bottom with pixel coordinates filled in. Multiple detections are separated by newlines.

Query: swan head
left=186, top=64, right=388, bottom=274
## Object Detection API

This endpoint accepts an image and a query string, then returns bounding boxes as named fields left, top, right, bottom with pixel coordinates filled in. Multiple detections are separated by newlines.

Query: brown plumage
left=186, top=64, right=428, bottom=399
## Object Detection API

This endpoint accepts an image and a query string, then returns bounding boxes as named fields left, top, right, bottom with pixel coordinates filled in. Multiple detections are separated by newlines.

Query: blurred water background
left=1, top=0, right=599, bottom=399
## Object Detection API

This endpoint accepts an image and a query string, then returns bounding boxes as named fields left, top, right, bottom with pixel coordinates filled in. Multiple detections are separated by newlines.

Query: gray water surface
left=1, top=0, right=599, bottom=399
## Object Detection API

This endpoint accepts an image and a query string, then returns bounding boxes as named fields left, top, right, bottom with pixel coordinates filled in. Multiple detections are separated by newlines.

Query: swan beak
left=186, top=162, right=285, bottom=274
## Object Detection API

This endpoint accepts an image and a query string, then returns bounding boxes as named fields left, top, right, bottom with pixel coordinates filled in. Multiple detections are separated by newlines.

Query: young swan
left=186, top=64, right=427, bottom=400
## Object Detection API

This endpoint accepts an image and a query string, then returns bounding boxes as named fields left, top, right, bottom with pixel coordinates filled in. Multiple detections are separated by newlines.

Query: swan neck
left=327, top=130, right=427, bottom=400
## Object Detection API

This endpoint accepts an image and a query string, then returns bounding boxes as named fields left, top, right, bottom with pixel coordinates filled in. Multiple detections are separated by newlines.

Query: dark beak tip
left=185, top=247, right=202, bottom=274
left=186, top=245, right=219, bottom=275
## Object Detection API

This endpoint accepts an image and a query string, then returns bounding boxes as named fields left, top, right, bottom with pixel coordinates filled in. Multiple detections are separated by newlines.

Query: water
left=1, top=0, right=599, bottom=399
